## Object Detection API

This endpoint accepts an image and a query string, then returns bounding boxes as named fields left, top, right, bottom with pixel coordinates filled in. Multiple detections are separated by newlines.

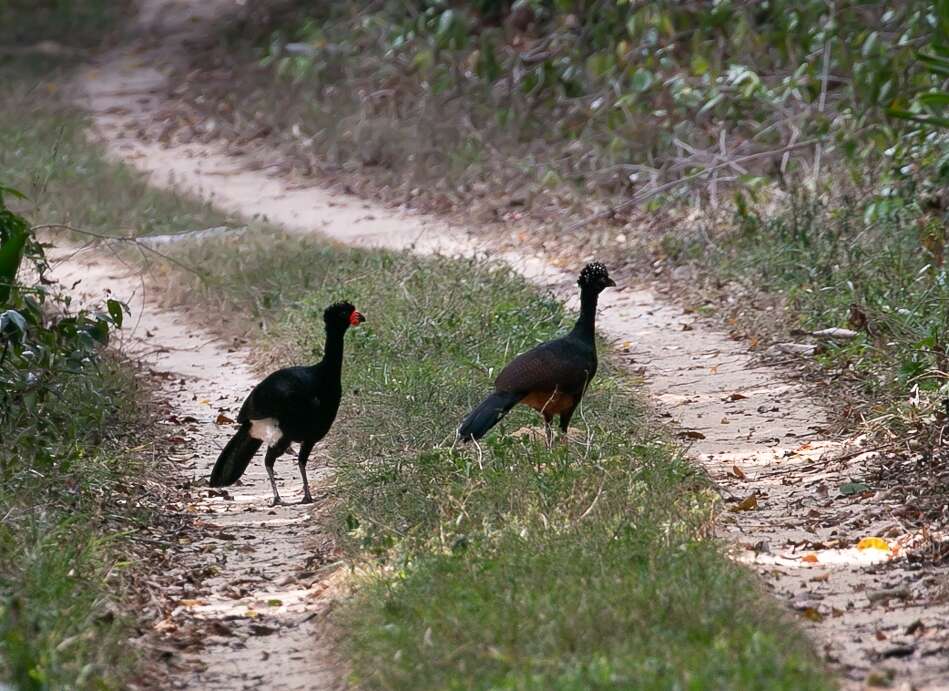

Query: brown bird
left=457, top=262, right=615, bottom=445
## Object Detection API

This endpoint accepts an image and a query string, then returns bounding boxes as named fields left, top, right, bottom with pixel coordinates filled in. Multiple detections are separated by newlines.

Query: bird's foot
left=270, top=496, right=285, bottom=507
left=299, top=495, right=314, bottom=505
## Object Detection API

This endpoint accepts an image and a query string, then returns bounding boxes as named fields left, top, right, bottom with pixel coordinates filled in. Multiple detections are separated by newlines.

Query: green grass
left=0, top=360, right=145, bottom=689
left=695, top=187, right=949, bottom=425
left=163, top=234, right=832, bottom=689
left=0, top=58, right=234, bottom=239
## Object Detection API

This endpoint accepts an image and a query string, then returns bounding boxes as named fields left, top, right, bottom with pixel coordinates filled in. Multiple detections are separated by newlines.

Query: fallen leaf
left=801, top=607, right=823, bottom=622
left=266, top=599, right=283, bottom=607
left=732, top=465, right=747, bottom=480
left=677, top=430, right=706, bottom=440
left=857, top=537, right=890, bottom=552
left=724, top=392, right=748, bottom=401
left=208, top=621, right=234, bottom=637
left=729, top=494, right=758, bottom=512
left=767, top=342, right=819, bottom=356
left=839, top=482, right=871, bottom=496
left=875, top=630, right=887, bottom=641
left=811, top=327, right=859, bottom=340
left=801, top=553, right=819, bottom=563
left=215, top=413, right=235, bottom=425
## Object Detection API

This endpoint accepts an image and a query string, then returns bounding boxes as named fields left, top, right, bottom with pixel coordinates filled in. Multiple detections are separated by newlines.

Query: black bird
left=458, top=262, right=615, bottom=444
left=210, top=301, right=365, bottom=505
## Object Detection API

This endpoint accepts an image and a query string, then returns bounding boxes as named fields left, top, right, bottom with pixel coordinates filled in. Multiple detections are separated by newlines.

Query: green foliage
left=714, top=183, right=949, bottom=420
left=256, top=0, right=945, bottom=198
left=0, top=191, right=125, bottom=423
left=887, top=0, right=949, bottom=131
left=166, top=233, right=830, bottom=689
left=0, top=191, right=137, bottom=689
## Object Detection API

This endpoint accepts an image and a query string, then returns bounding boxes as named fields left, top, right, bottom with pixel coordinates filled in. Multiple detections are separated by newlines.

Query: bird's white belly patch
left=249, top=417, right=283, bottom=445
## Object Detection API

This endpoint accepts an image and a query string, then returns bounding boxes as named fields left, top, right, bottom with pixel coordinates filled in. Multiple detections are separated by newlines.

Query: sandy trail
left=48, top=249, right=343, bottom=690
left=71, top=0, right=949, bottom=687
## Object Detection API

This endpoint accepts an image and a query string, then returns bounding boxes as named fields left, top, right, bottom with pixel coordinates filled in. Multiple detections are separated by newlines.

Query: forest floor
left=59, top=0, right=949, bottom=688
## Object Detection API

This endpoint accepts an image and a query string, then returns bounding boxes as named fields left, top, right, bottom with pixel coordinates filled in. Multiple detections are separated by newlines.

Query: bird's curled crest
left=578, top=262, right=610, bottom=288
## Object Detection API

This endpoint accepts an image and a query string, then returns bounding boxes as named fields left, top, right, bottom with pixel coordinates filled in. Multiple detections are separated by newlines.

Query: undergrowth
left=162, top=233, right=832, bottom=689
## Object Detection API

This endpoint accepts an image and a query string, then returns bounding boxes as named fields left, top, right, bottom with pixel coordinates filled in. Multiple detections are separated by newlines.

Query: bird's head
left=577, top=262, right=616, bottom=293
left=324, top=301, right=366, bottom=330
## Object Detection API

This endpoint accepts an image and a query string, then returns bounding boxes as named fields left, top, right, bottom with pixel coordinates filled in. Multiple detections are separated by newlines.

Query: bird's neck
left=318, top=326, right=346, bottom=377
left=572, top=288, right=599, bottom=341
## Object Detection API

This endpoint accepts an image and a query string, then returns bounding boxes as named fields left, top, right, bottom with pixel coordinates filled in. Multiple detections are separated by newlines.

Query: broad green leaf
left=106, top=298, right=125, bottom=328
left=630, top=68, right=654, bottom=93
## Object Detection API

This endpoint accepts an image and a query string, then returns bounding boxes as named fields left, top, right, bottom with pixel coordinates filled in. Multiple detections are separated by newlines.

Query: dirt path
left=72, top=1, right=949, bottom=688
left=49, top=249, right=343, bottom=690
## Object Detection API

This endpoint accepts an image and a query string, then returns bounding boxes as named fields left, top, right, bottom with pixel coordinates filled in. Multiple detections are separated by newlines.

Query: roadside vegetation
left=173, top=0, right=948, bottom=441
left=0, top=20, right=233, bottom=684
left=159, top=234, right=830, bottom=688
left=0, top=176, right=136, bottom=687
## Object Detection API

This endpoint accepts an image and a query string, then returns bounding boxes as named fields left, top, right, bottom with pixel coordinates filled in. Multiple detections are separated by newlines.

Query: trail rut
left=50, top=250, right=343, bottom=690
left=72, top=0, right=949, bottom=688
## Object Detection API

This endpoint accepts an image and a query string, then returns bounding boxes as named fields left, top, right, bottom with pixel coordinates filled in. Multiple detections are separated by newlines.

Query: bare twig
left=31, top=223, right=205, bottom=276
left=813, top=1, right=834, bottom=184
left=563, top=138, right=822, bottom=233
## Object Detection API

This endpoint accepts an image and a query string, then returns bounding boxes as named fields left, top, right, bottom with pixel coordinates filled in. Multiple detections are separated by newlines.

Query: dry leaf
left=732, top=465, right=746, bottom=480
left=801, top=553, right=819, bottom=563
left=730, top=494, right=758, bottom=512
left=678, top=430, right=706, bottom=440
left=857, top=537, right=890, bottom=552
left=811, top=327, right=859, bottom=340
left=801, top=607, right=823, bottom=622
left=215, top=413, right=235, bottom=425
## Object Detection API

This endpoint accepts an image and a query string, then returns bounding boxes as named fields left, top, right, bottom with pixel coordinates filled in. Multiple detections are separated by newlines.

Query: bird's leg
left=265, top=440, right=290, bottom=506
left=543, top=413, right=554, bottom=450
left=558, top=407, right=576, bottom=447
left=297, top=440, right=316, bottom=504
left=265, top=458, right=282, bottom=506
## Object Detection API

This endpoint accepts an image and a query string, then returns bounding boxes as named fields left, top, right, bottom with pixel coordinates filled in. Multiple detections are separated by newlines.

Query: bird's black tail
left=210, top=423, right=262, bottom=486
left=458, top=391, right=523, bottom=441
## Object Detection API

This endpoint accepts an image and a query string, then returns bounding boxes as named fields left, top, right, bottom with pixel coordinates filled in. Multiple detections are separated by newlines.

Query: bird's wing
left=494, top=338, right=594, bottom=395
left=238, top=367, right=319, bottom=421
